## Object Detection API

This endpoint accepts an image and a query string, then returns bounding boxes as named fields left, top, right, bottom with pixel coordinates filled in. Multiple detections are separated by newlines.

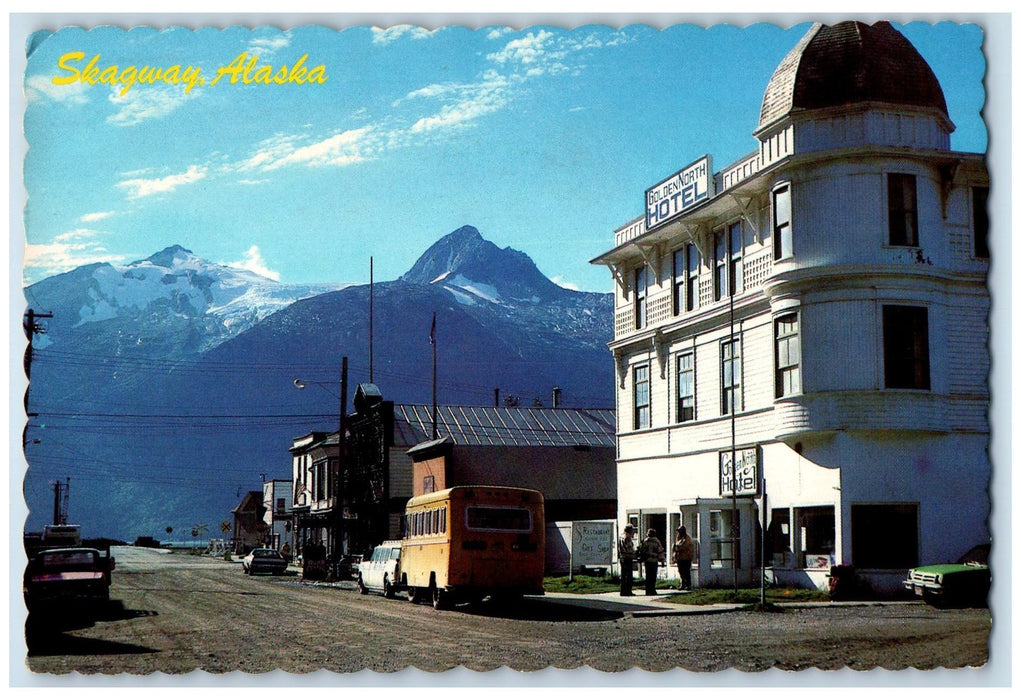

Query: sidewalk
left=542, top=589, right=744, bottom=617
left=543, top=589, right=918, bottom=618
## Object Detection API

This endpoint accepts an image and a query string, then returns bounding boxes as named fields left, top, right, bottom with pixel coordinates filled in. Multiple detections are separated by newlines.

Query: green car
left=904, top=544, right=990, bottom=608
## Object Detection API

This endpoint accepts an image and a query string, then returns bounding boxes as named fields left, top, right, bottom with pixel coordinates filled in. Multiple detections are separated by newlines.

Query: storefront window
left=795, top=506, right=835, bottom=568
left=767, top=508, right=792, bottom=567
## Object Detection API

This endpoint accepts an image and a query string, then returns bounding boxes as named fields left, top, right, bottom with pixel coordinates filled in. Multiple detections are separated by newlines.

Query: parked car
left=24, top=547, right=115, bottom=610
left=904, top=543, right=990, bottom=608
left=242, top=548, right=288, bottom=575
left=358, top=540, right=403, bottom=598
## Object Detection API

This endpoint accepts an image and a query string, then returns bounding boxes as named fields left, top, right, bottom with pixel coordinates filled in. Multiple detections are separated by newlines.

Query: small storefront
left=619, top=441, right=843, bottom=590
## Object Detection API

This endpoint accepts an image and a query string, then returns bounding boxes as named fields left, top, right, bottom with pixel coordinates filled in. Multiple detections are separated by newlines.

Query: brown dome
left=757, top=21, right=950, bottom=133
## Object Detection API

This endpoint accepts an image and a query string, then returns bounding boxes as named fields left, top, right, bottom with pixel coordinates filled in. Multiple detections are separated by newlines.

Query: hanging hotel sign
left=645, top=155, right=714, bottom=229
left=719, top=447, right=760, bottom=497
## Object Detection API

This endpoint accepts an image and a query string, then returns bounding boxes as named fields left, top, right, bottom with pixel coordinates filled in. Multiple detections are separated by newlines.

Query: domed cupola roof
left=757, top=21, right=950, bottom=134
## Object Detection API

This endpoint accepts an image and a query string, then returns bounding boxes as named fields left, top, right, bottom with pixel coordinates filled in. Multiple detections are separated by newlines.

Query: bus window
left=466, top=506, right=532, bottom=532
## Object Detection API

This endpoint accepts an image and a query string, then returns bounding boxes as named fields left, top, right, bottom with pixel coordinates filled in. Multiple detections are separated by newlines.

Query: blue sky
left=20, top=19, right=988, bottom=292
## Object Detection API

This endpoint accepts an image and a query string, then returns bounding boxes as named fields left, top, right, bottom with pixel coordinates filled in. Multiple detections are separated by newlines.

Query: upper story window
left=685, top=244, right=699, bottom=312
left=315, top=461, right=328, bottom=501
left=633, top=363, right=651, bottom=430
left=728, top=221, right=743, bottom=296
left=672, top=247, right=699, bottom=316
left=772, top=184, right=792, bottom=260
left=676, top=352, right=695, bottom=423
left=721, top=338, right=742, bottom=415
left=713, top=222, right=744, bottom=302
left=887, top=173, right=919, bottom=247
left=774, top=312, right=801, bottom=398
left=634, top=265, right=648, bottom=329
left=973, top=186, right=989, bottom=259
left=713, top=230, right=727, bottom=302
left=882, top=305, right=930, bottom=390
left=672, top=249, right=683, bottom=316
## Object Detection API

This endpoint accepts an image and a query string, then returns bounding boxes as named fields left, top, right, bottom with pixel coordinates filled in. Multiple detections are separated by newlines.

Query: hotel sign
left=719, top=447, right=760, bottom=497
left=645, top=155, right=713, bottom=229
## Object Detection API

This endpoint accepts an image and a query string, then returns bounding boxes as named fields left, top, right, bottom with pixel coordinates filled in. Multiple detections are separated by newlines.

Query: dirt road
left=22, top=547, right=991, bottom=676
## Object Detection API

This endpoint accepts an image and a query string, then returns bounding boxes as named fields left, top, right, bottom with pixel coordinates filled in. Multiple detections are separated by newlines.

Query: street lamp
left=292, top=358, right=348, bottom=571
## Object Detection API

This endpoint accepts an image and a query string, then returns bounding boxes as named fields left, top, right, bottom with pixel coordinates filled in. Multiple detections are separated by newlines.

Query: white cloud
left=487, top=30, right=554, bottom=67
left=409, top=87, right=508, bottom=134
left=80, top=211, right=115, bottom=223
left=404, top=73, right=511, bottom=135
left=228, top=28, right=625, bottom=174
left=106, top=84, right=200, bottom=126
left=249, top=35, right=291, bottom=56
left=239, top=127, right=377, bottom=172
left=116, top=165, right=207, bottom=199
left=371, top=26, right=432, bottom=44
left=225, top=245, right=281, bottom=281
left=23, top=229, right=128, bottom=283
left=24, top=73, right=88, bottom=105
left=54, top=228, right=98, bottom=242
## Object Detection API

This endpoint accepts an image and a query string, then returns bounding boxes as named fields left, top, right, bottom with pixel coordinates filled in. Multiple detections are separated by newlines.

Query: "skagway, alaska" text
left=52, top=52, right=329, bottom=95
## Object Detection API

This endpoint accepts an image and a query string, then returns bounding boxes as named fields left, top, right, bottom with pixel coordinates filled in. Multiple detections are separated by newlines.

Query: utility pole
left=23, top=309, right=53, bottom=381
left=52, top=480, right=62, bottom=526
left=369, top=257, right=374, bottom=384
left=729, top=273, right=739, bottom=596
left=336, top=357, right=348, bottom=564
left=52, top=477, right=69, bottom=525
left=430, top=312, right=437, bottom=439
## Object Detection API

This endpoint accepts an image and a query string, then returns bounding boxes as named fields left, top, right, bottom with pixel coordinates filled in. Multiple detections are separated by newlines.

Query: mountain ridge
left=22, top=226, right=614, bottom=540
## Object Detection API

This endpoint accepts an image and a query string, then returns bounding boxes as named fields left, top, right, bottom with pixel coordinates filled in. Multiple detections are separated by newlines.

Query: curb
left=543, top=591, right=921, bottom=618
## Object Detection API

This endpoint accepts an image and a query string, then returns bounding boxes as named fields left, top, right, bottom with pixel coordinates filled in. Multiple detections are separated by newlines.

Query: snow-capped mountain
left=401, top=225, right=563, bottom=303
left=21, top=227, right=613, bottom=541
left=24, top=244, right=347, bottom=355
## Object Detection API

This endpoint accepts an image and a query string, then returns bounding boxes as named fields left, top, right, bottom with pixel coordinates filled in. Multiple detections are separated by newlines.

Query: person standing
left=639, top=528, right=665, bottom=595
left=617, top=523, right=636, bottom=596
left=673, top=525, right=695, bottom=590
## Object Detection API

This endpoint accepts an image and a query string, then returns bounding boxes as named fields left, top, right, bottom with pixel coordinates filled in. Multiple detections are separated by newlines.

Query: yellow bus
left=401, top=485, right=545, bottom=609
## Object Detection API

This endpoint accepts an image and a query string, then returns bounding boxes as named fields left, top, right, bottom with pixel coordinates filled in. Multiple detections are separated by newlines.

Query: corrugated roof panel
left=391, top=404, right=616, bottom=448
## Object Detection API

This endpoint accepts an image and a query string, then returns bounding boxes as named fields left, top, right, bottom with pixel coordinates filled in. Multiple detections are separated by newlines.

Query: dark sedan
left=241, top=548, right=288, bottom=575
left=24, top=547, right=115, bottom=609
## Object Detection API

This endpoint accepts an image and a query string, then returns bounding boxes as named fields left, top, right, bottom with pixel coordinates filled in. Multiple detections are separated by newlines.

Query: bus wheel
left=383, top=577, right=394, bottom=599
left=407, top=586, right=421, bottom=604
left=432, top=586, right=450, bottom=610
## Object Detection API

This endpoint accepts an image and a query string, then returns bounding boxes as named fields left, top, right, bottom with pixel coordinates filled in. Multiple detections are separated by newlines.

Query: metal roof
left=392, top=404, right=616, bottom=448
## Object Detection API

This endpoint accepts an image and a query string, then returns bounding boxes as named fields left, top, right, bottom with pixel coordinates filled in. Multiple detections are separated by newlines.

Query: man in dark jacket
left=673, top=525, right=695, bottom=590
left=617, top=523, right=636, bottom=596
left=639, top=528, right=665, bottom=595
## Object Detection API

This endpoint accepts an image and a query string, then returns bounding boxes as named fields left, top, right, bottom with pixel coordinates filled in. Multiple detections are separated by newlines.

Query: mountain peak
left=445, top=224, right=484, bottom=244
left=143, top=245, right=197, bottom=269
left=400, top=225, right=560, bottom=302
